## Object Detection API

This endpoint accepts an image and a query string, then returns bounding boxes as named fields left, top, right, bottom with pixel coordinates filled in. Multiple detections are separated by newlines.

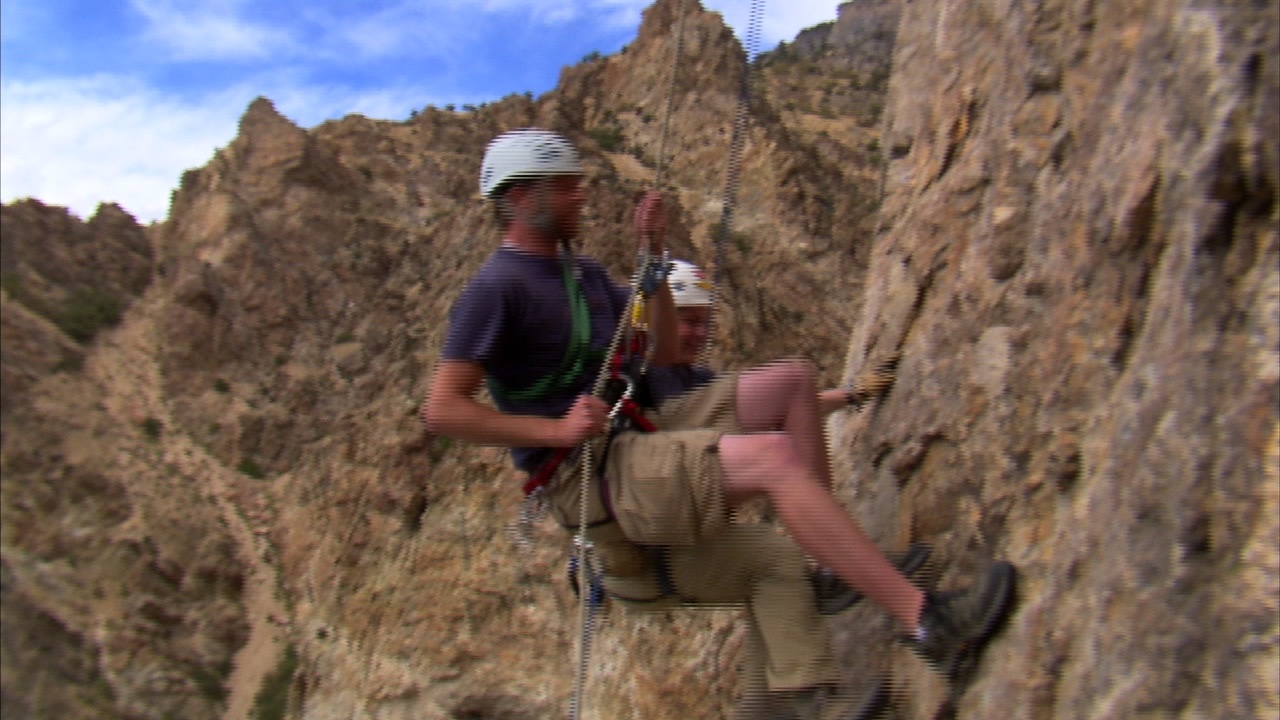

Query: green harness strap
left=488, top=256, right=599, bottom=403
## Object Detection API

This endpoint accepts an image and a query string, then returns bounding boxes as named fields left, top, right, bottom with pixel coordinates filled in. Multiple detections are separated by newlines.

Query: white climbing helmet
left=479, top=128, right=583, bottom=199
left=669, top=260, right=715, bottom=307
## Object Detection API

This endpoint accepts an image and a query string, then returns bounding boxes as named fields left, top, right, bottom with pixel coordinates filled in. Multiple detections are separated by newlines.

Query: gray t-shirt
left=441, top=245, right=630, bottom=471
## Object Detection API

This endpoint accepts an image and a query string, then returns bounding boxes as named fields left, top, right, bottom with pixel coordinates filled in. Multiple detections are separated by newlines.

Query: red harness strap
left=524, top=447, right=571, bottom=495
left=521, top=397, right=656, bottom=496
left=522, top=332, right=657, bottom=496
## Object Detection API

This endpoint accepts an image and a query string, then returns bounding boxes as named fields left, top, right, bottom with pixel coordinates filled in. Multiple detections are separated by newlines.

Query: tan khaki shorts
left=545, top=372, right=742, bottom=554
left=605, top=372, right=742, bottom=546
left=543, top=451, right=652, bottom=578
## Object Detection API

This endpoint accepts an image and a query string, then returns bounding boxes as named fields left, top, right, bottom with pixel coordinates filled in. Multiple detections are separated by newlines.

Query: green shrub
left=140, top=417, right=163, bottom=441
left=213, top=379, right=230, bottom=394
left=56, top=288, right=123, bottom=343
left=712, top=223, right=754, bottom=255
left=588, top=125, right=624, bottom=152
left=237, top=459, right=265, bottom=480
left=189, top=663, right=227, bottom=702
left=0, top=272, right=25, bottom=302
left=252, top=645, right=297, bottom=720
left=53, top=354, right=84, bottom=373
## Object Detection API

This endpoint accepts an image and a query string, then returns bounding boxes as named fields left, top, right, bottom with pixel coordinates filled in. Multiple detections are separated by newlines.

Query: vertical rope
left=652, top=0, right=690, bottom=191
left=569, top=2, right=758, bottom=716
left=712, top=0, right=765, bottom=361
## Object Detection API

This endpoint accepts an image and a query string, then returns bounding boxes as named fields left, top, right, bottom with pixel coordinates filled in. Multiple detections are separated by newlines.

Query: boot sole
left=946, top=561, right=1017, bottom=682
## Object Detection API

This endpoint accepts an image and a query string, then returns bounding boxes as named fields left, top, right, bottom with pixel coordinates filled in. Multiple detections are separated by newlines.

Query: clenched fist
left=556, top=394, right=611, bottom=447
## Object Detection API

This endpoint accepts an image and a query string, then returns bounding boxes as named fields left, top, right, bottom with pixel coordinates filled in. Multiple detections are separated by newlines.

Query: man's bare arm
left=422, top=361, right=608, bottom=448
left=423, top=361, right=562, bottom=447
left=634, top=190, right=680, bottom=367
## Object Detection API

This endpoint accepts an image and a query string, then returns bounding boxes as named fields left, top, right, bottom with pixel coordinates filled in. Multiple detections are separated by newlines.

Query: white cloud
left=0, top=75, right=242, bottom=222
left=0, top=0, right=40, bottom=44
left=264, top=79, right=460, bottom=126
left=130, top=0, right=295, bottom=61
left=472, top=0, right=646, bottom=30
left=320, top=4, right=464, bottom=61
left=0, top=73, right=475, bottom=223
left=0, top=1, right=843, bottom=224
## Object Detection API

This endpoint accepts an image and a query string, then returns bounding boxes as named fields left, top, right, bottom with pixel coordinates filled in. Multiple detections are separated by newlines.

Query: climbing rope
left=651, top=0, right=690, bottom=191
left=569, top=2, right=690, bottom=715
left=713, top=0, right=765, bottom=297
left=567, top=270, right=656, bottom=720
left=568, top=2, right=766, bottom=717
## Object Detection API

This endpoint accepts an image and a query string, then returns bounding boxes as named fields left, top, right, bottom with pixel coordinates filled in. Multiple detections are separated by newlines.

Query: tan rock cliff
left=830, top=0, right=1279, bottom=717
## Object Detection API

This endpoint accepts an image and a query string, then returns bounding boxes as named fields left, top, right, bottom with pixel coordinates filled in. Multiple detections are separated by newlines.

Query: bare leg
left=736, top=359, right=831, bottom=488
left=718, top=432, right=925, bottom=631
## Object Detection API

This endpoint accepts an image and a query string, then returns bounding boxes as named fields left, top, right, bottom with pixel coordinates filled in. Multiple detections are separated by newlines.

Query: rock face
left=784, top=0, right=900, bottom=120
left=830, top=0, right=1279, bottom=717
left=1, top=0, right=1276, bottom=719
left=0, top=201, right=153, bottom=419
left=1, top=202, right=247, bottom=720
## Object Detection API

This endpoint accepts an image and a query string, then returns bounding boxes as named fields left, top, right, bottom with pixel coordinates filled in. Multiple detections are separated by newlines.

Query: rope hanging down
left=568, top=1, right=689, bottom=715
left=567, top=1, right=764, bottom=717
left=713, top=0, right=766, bottom=294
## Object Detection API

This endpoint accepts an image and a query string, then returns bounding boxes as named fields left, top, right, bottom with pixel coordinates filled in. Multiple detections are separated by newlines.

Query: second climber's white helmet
left=479, top=128, right=583, bottom=199
left=669, top=260, right=715, bottom=307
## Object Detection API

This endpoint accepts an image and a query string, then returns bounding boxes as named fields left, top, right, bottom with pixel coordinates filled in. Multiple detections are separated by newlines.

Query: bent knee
left=758, top=357, right=817, bottom=391
left=719, top=433, right=807, bottom=493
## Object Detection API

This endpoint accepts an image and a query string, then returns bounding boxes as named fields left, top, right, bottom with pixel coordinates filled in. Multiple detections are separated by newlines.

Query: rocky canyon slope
left=1, top=1, right=1276, bottom=719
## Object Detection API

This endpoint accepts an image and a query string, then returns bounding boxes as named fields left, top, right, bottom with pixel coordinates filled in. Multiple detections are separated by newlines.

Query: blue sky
left=0, top=0, right=841, bottom=224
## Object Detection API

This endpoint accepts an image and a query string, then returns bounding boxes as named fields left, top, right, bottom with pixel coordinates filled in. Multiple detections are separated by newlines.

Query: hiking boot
left=904, top=561, right=1017, bottom=678
left=811, top=543, right=932, bottom=615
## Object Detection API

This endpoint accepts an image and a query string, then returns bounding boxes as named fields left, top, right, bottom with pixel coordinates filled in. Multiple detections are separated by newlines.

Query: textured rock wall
left=0, top=201, right=153, bottom=418
left=830, top=0, right=1279, bottom=717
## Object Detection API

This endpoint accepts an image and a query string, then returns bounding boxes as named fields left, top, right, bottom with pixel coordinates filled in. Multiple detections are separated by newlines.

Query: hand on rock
left=848, top=352, right=902, bottom=405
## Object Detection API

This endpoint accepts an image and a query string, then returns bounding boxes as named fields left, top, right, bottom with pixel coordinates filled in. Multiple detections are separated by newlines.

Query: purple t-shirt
left=442, top=245, right=630, bottom=471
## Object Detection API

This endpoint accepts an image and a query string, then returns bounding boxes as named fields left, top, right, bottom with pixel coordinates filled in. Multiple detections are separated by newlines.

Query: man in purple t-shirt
left=423, top=129, right=1016, bottom=717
